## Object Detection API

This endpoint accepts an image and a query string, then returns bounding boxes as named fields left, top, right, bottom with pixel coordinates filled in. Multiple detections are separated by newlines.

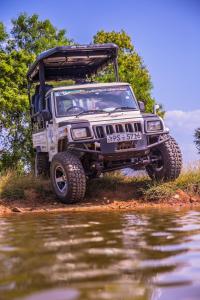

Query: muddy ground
left=0, top=189, right=200, bottom=216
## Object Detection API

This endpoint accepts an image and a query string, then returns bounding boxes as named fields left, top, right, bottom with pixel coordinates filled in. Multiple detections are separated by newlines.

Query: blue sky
left=1, top=0, right=200, bottom=163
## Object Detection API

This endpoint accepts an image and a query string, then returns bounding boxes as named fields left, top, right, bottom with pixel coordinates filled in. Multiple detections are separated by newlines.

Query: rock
left=176, top=189, right=190, bottom=202
left=12, top=207, right=22, bottom=213
left=190, top=196, right=199, bottom=203
left=29, top=208, right=35, bottom=211
left=174, top=194, right=180, bottom=199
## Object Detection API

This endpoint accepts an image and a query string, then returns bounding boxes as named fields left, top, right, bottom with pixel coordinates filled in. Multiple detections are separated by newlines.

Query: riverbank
left=0, top=167, right=200, bottom=215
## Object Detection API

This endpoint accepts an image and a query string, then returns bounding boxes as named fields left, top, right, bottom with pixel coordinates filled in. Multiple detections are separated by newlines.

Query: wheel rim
left=54, top=165, right=68, bottom=193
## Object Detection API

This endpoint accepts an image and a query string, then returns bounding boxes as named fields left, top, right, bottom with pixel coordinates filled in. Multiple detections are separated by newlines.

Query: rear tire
left=35, top=152, right=50, bottom=177
left=146, top=135, right=182, bottom=182
left=50, top=152, right=86, bottom=204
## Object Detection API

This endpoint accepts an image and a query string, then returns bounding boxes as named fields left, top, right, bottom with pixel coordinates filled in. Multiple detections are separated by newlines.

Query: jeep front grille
left=93, top=122, right=142, bottom=139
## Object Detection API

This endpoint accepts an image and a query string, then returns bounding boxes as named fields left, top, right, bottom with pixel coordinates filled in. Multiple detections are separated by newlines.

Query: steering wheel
left=65, top=105, right=85, bottom=113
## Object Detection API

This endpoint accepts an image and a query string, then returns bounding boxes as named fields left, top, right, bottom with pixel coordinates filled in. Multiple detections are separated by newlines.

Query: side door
left=32, top=97, right=48, bottom=153
left=45, top=94, right=57, bottom=160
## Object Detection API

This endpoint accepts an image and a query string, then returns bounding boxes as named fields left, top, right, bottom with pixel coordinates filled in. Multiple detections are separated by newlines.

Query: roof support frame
left=113, top=58, right=119, bottom=82
left=39, top=61, right=45, bottom=109
left=27, top=44, right=119, bottom=83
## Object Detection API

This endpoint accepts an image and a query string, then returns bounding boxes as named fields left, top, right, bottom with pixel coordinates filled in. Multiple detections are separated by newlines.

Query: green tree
left=8, top=13, right=72, bottom=55
left=194, top=128, right=200, bottom=154
left=0, top=50, right=34, bottom=171
left=0, top=14, right=71, bottom=172
left=93, top=30, right=162, bottom=113
left=0, top=22, right=8, bottom=45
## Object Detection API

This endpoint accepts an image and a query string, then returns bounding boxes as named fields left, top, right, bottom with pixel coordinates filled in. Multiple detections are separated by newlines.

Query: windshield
left=54, top=85, right=138, bottom=117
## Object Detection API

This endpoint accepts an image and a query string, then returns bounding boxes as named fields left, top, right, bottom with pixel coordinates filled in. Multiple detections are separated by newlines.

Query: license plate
left=107, top=132, right=142, bottom=143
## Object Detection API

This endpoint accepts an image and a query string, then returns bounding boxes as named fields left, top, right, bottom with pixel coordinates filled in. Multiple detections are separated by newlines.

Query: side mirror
left=153, top=104, right=160, bottom=114
left=40, top=109, right=51, bottom=122
left=138, top=101, right=145, bottom=112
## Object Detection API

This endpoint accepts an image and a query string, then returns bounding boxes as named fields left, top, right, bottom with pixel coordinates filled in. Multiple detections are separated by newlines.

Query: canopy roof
left=27, top=43, right=118, bottom=82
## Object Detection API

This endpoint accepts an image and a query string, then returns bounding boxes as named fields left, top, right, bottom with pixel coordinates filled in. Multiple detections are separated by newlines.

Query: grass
left=0, top=171, right=52, bottom=200
left=0, top=165, right=200, bottom=203
left=142, top=164, right=200, bottom=201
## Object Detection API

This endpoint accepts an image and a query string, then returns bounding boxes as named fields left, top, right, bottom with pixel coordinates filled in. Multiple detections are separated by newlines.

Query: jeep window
left=54, top=86, right=138, bottom=117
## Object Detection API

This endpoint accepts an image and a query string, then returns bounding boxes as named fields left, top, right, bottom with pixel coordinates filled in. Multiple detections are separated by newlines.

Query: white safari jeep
left=27, top=44, right=182, bottom=203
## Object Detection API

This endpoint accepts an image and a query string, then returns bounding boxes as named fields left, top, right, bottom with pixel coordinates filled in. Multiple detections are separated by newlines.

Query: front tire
left=146, top=135, right=182, bottom=182
left=50, top=152, right=86, bottom=204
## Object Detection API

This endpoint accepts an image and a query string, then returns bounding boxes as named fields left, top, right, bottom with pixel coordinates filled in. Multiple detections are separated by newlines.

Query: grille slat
left=106, top=125, right=114, bottom=135
left=95, top=126, right=104, bottom=138
left=94, top=122, right=142, bottom=139
left=125, top=123, right=134, bottom=132
left=116, top=124, right=124, bottom=133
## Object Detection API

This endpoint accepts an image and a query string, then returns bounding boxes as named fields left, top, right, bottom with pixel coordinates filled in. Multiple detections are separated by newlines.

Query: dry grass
left=142, top=164, right=200, bottom=200
left=0, top=171, right=52, bottom=200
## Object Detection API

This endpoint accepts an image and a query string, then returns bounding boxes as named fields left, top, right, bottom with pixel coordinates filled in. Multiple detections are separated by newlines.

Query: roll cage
left=27, top=43, right=119, bottom=83
left=27, top=43, right=119, bottom=117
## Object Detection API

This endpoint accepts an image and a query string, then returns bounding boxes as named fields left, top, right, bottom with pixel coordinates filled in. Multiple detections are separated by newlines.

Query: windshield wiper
left=76, top=109, right=106, bottom=117
left=108, top=107, right=137, bottom=114
left=75, top=107, right=137, bottom=117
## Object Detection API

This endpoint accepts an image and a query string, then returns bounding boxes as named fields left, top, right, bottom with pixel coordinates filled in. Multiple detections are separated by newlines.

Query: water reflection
left=19, top=288, right=79, bottom=300
left=0, top=210, right=200, bottom=299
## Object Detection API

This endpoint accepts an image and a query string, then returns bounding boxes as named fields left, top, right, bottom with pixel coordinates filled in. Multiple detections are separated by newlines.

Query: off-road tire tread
left=146, top=135, right=182, bottom=182
left=35, top=152, right=49, bottom=176
left=50, top=152, right=86, bottom=204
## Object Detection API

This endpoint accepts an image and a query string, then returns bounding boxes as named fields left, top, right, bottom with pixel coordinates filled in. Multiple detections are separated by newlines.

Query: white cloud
left=165, top=110, right=200, bottom=164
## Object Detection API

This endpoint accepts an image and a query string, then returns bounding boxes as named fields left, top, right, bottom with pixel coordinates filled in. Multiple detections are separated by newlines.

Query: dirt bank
left=0, top=188, right=200, bottom=216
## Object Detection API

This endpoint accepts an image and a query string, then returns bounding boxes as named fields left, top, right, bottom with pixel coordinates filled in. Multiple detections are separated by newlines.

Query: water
left=1, top=209, right=200, bottom=300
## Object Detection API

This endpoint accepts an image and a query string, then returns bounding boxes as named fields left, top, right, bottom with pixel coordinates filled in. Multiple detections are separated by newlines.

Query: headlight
left=146, top=120, right=162, bottom=132
left=72, top=128, right=90, bottom=140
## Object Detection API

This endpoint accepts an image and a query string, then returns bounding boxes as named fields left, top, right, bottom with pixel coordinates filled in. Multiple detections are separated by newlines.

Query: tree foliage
left=0, top=50, right=34, bottom=170
left=93, top=30, right=160, bottom=113
left=194, top=128, right=200, bottom=154
left=0, top=22, right=7, bottom=43
left=9, top=13, right=72, bottom=55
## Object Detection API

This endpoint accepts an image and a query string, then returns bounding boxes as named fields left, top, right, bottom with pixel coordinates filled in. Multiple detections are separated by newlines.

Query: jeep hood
left=56, top=110, right=142, bottom=125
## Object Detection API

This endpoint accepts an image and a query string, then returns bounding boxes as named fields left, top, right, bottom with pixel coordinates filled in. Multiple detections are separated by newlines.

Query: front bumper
left=68, top=133, right=169, bottom=160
